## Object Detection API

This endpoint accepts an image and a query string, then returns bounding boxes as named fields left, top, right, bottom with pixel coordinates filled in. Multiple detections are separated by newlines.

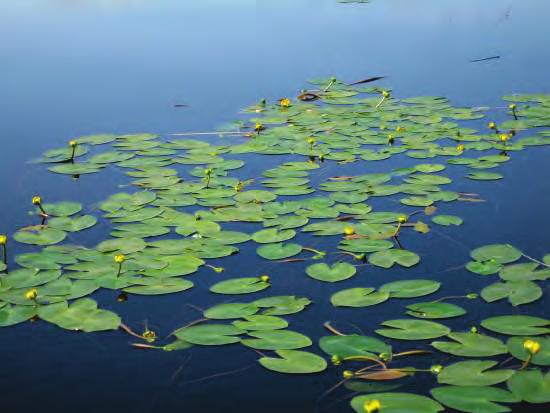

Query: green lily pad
left=507, top=370, right=550, bottom=403
left=431, top=386, right=519, bottom=413
left=406, top=302, right=466, bottom=319
left=319, top=335, right=391, bottom=358
left=432, top=332, right=508, bottom=357
left=13, top=228, right=67, bottom=246
left=232, top=315, right=288, bottom=331
left=432, top=215, right=463, bottom=226
left=379, top=279, right=440, bottom=298
left=258, top=350, right=327, bottom=374
left=438, top=360, right=515, bottom=387
left=210, top=277, right=270, bottom=295
left=369, top=249, right=420, bottom=268
left=174, top=324, right=244, bottom=345
left=38, top=298, right=120, bottom=332
left=256, top=243, right=302, bottom=260
left=306, top=262, right=356, bottom=282
left=481, top=280, right=542, bottom=306
left=242, top=329, right=312, bottom=350
left=481, top=315, right=550, bottom=336
left=48, top=215, right=97, bottom=232
left=376, top=319, right=450, bottom=340
left=331, top=288, right=390, bottom=307
left=351, top=393, right=444, bottom=413
left=471, top=244, right=522, bottom=264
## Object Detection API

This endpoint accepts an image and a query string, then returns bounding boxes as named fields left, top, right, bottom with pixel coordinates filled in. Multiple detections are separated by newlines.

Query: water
left=0, top=1, right=549, bottom=412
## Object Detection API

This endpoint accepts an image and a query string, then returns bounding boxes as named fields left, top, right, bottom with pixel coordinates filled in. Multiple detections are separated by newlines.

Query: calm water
left=0, top=1, right=549, bottom=412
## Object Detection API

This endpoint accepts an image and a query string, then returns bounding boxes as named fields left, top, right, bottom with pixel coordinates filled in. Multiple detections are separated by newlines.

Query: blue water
left=0, top=0, right=549, bottom=412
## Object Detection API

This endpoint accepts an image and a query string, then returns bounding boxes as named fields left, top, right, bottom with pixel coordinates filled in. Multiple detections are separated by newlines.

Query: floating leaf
left=376, top=319, right=450, bottom=340
left=432, top=332, right=508, bottom=357
left=210, top=277, right=269, bottom=295
left=438, top=360, right=514, bottom=386
left=431, top=386, right=519, bottom=413
left=379, top=279, right=440, bottom=298
left=258, top=350, right=327, bottom=374
left=481, top=315, right=550, bottom=336
left=38, top=298, right=120, bottom=332
left=174, top=324, right=243, bottom=345
left=331, top=288, right=389, bottom=307
left=369, top=249, right=420, bottom=268
left=351, top=393, right=444, bottom=413
left=306, top=262, right=356, bottom=282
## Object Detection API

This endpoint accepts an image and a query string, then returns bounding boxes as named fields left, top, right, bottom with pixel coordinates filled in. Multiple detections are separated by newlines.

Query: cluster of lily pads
left=1, top=78, right=549, bottom=412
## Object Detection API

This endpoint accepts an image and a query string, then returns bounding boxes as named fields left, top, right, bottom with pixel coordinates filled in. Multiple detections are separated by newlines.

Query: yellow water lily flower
left=260, top=275, right=270, bottom=283
left=307, top=137, right=316, bottom=146
left=25, top=288, right=38, bottom=300
left=331, top=355, right=342, bottom=366
left=398, top=215, right=408, bottom=224
left=254, top=122, right=264, bottom=132
left=0, top=235, right=6, bottom=246
left=508, top=103, right=517, bottom=110
left=69, top=140, right=78, bottom=148
left=488, top=122, right=497, bottom=130
left=114, top=254, right=126, bottom=264
left=457, top=144, right=465, bottom=152
left=499, top=134, right=510, bottom=142
left=142, top=329, right=157, bottom=343
left=343, top=370, right=354, bottom=380
left=523, top=339, right=541, bottom=355
left=279, top=98, right=291, bottom=108
left=363, top=399, right=382, bottom=413
left=396, top=126, right=405, bottom=133
left=343, top=226, right=355, bottom=236
left=32, top=196, right=42, bottom=205
left=204, top=168, right=213, bottom=176
left=430, top=364, right=443, bottom=374
left=381, top=90, right=390, bottom=99
left=387, top=134, right=395, bottom=145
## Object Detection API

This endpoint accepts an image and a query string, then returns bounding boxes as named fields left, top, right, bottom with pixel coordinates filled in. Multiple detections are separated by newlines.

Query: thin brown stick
left=324, top=321, right=346, bottom=336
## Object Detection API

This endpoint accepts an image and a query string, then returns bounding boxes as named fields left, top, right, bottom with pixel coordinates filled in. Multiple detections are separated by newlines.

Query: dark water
left=0, top=0, right=549, bottom=412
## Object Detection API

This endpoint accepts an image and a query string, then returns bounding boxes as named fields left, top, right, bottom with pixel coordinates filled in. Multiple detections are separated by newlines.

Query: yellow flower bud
left=307, top=137, right=316, bottom=146
left=204, top=168, right=213, bottom=176
left=381, top=90, right=390, bottom=99
left=25, top=288, right=38, bottom=300
left=213, top=266, right=225, bottom=273
left=364, top=399, right=382, bottom=413
left=114, top=254, right=126, bottom=264
left=509, top=103, right=517, bottom=110
left=279, top=98, right=291, bottom=108
left=142, top=329, right=157, bottom=343
left=488, top=122, right=497, bottom=130
left=0, top=235, right=7, bottom=246
left=457, top=144, right=465, bottom=152
left=32, top=196, right=42, bottom=205
left=396, top=126, right=405, bottom=133
left=69, top=140, right=78, bottom=148
left=343, top=226, right=355, bottom=236
left=499, top=134, right=510, bottom=142
left=398, top=215, right=408, bottom=224
left=260, top=275, right=270, bottom=283
left=523, top=339, right=541, bottom=355
left=430, top=365, right=443, bottom=374
left=343, top=370, right=354, bottom=380
left=331, top=355, right=342, bottom=366
left=254, top=122, right=264, bottom=132
left=387, top=134, right=395, bottom=144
